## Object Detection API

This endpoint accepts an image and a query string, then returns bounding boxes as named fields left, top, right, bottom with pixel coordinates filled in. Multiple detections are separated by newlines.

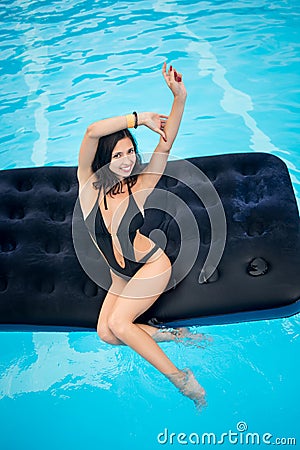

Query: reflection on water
left=0, top=317, right=299, bottom=449
left=1, top=0, right=299, bottom=178
left=0, top=315, right=299, bottom=401
left=0, top=333, right=116, bottom=399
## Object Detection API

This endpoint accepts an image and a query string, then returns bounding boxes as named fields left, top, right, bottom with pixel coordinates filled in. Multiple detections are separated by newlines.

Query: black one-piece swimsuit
left=84, top=179, right=160, bottom=280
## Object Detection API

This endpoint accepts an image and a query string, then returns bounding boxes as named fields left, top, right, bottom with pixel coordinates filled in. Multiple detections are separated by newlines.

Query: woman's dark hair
left=91, top=129, right=142, bottom=196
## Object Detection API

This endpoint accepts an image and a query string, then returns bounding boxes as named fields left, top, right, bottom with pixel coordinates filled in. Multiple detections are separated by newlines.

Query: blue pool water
left=1, top=0, right=300, bottom=449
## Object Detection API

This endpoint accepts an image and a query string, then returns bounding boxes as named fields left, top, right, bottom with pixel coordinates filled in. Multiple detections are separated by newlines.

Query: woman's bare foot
left=165, top=368, right=207, bottom=411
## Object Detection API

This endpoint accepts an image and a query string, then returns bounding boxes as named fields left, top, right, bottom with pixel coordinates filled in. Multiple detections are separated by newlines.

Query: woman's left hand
left=162, top=62, right=187, bottom=100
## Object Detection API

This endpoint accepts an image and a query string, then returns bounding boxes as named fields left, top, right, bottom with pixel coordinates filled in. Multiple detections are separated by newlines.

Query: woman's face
left=109, top=137, right=137, bottom=179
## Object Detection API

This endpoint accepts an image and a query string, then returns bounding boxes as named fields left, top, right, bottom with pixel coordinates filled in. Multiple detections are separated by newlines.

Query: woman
left=77, top=63, right=206, bottom=409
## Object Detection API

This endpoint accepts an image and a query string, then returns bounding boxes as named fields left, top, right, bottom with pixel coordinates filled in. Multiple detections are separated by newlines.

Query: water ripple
left=2, top=0, right=298, bottom=170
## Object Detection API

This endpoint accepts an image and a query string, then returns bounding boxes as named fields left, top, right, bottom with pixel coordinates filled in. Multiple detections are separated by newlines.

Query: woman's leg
left=137, top=323, right=208, bottom=345
left=97, top=269, right=203, bottom=345
left=97, top=254, right=205, bottom=407
left=105, top=253, right=206, bottom=407
left=98, top=295, right=188, bottom=344
left=107, top=256, right=178, bottom=373
left=97, top=290, right=124, bottom=345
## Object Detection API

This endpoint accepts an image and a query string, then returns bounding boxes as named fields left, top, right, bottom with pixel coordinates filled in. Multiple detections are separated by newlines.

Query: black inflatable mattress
left=0, top=152, right=299, bottom=330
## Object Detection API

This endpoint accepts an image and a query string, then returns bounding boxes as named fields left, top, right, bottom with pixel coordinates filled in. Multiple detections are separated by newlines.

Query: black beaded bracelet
left=133, top=111, right=138, bottom=128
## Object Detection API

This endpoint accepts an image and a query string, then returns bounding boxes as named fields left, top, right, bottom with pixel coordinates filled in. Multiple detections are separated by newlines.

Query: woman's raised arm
left=77, top=113, right=168, bottom=184
left=78, top=115, right=128, bottom=183
left=141, top=62, right=187, bottom=191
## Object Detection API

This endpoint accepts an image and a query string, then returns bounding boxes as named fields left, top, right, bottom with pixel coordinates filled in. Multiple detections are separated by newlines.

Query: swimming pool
left=1, top=0, right=299, bottom=449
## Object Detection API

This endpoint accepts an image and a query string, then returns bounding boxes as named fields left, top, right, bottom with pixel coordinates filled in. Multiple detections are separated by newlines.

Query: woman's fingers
left=163, top=62, right=176, bottom=85
left=162, top=62, right=169, bottom=85
left=157, top=114, right=168, bottom=127
left=162, top=62, right=183, bottom=82
left=170, top=66, right=176, bottom=82
left=157, top=114, right=168, bottom=140
left=153, top=126, right=167, bottom=141
left=160, top=115, right=168, bottom=131
left=173, top=68, right=182, bottom=82
left=162, top=63, right=185, bottom=103
left=145, top=112, right=168, bottom=140
left=159, top=129, right=167, bottom=141
left=176, top=71, right=182, bottom=82
left=162, top=62, right=183, bottom=84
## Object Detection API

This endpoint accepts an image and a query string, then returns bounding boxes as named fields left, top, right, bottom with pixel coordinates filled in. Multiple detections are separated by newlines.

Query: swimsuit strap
left=104, top=180, right=132, bottom=211
left=104, top=192, right=108, bottom=210
left=126, top=178, right=132, bottom=195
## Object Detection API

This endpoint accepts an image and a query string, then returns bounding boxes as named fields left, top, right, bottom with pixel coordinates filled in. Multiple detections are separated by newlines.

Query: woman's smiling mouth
left=120, top=164, right=133, bottom=173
